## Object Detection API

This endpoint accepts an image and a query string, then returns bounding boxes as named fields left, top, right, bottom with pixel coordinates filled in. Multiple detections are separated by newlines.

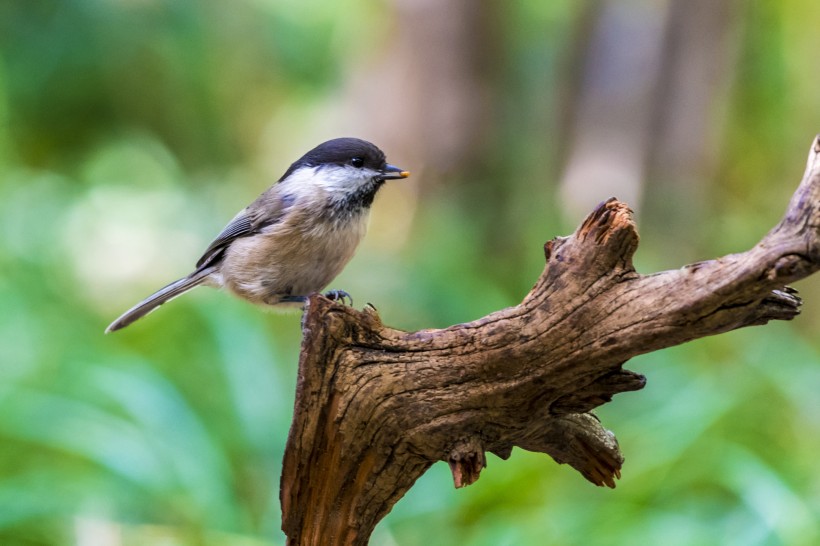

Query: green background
left=1, top=1, right=819, bottom=545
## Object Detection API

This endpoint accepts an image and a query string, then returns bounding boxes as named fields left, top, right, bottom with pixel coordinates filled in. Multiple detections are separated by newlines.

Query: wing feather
left=194, top=191, right=293, bottom=270
left=196, top=211, right=256, bottom=269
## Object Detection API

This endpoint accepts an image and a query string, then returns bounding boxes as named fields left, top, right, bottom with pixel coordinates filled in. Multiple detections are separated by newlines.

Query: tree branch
left=280, top=136, right=820, bottom=546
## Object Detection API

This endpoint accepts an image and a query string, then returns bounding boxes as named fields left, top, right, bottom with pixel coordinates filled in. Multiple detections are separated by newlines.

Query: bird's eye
left=350, top=157, right=364, bottom=168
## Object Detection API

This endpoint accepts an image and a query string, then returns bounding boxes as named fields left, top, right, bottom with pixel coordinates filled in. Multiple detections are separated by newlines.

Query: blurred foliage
left=1, top=0, right=819, bottom=545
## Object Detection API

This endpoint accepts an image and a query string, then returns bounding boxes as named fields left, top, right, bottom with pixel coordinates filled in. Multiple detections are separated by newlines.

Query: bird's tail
left=105, top=267, right=215, bottom=333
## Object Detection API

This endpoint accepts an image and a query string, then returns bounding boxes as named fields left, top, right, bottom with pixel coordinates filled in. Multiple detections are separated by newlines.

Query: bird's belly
left=219, top=216, right=367, bottom=305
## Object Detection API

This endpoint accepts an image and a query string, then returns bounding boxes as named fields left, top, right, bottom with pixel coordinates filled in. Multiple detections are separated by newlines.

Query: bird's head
left=278, top=138, right=409, bottom=207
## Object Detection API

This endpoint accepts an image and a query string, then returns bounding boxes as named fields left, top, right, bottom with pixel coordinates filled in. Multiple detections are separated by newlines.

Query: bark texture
left=281, top=137, right=820, bottom=546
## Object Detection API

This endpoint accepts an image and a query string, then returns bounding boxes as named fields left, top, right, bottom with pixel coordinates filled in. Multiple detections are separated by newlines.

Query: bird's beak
left=379, top=164, right=410, bottom=180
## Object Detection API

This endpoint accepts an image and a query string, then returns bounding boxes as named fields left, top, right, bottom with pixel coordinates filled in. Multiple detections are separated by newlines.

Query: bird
left=105, top=137, right=409, bottom=333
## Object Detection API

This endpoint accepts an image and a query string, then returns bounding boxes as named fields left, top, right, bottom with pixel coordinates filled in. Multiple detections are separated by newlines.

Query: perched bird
left=106, top=137, right=409, bottom=333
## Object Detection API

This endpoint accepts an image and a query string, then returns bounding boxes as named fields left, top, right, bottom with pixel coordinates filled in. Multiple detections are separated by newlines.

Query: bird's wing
left=195, top=210, right=257, bottom=269
left=194, top=190, right=293, bottom=270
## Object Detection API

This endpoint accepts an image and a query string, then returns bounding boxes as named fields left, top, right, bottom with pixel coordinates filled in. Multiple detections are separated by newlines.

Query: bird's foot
left=324, top=289, right=353, bottom=306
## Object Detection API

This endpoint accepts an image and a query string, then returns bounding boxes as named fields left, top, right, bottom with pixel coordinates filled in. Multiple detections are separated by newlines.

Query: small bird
left=106, top=137, right=409, bottom=333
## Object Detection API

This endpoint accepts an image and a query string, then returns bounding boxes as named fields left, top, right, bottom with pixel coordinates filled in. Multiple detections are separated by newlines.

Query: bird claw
left=324, top=289, right=353, bottom=306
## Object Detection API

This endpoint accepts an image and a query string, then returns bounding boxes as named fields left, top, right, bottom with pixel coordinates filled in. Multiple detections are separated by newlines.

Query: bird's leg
left=279, top=295, right=307, bottom=304
left=279, top=290, right=353, bottom=306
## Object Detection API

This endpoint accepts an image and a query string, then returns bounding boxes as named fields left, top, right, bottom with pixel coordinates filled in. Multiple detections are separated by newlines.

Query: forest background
left=1, top=1, right=820, bottom=545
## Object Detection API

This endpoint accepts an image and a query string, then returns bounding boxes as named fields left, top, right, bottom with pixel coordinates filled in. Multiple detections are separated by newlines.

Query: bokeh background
left=2, top=0, right=820, bottom=545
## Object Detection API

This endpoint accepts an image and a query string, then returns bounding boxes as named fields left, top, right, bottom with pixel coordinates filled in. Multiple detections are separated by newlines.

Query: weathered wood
left=280, top=137, right=820, bottom=546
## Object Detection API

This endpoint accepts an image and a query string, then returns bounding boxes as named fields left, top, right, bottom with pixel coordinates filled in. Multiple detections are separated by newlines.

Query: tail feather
left=105, top=268, right=214, bottom=333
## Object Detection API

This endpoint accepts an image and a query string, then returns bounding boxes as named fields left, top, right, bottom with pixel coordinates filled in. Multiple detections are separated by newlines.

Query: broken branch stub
left=280, top=136, right=820, bottom=546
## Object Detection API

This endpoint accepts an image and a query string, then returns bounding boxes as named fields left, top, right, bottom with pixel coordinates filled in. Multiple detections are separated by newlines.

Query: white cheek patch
left=316, top=166, right=377, bottom=192
left=279, top=165, right=377, bottom=199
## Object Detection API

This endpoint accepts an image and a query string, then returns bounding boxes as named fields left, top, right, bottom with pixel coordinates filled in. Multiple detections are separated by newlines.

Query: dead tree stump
left=280, top=137, right=820, bottom=546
